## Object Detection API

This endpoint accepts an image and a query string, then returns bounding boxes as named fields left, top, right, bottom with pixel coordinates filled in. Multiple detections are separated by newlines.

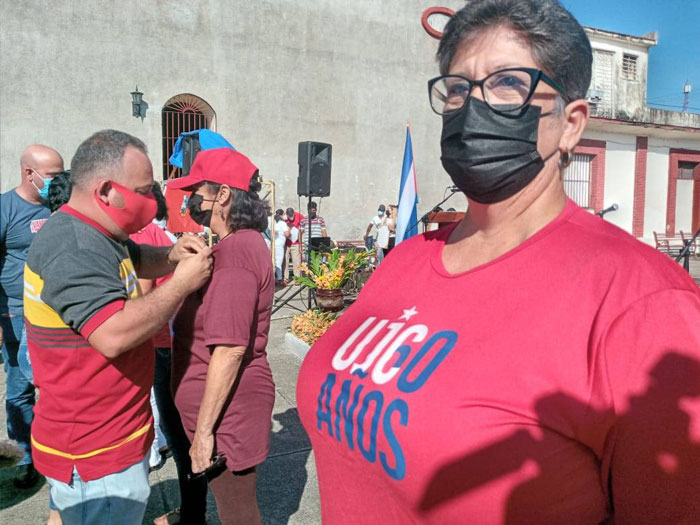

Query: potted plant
left=295, top=248, right=372, bottom=312
left=290, top=309, right=339, bottom=346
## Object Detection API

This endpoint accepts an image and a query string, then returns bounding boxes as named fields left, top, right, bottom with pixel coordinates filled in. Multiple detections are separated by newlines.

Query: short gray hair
left=437, top=0, right=592, bottom=102
left=70, top=129, right=148, bottom=188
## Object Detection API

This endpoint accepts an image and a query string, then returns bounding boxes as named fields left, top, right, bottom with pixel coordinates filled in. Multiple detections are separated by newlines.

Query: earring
left=559, top=150, right=573, bottom=169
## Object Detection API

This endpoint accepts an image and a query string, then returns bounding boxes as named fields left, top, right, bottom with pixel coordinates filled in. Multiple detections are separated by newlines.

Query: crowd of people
left=2, top=1, right=700, bottom=524
left=1, top=135, right=276, bottom=525
left=266, top=202, right=328, bottom=286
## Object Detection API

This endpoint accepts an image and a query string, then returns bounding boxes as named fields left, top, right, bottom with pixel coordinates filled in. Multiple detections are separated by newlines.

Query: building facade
left=2, top=4, right=697, bottom=242
left=567, top=28, right=700, bottom=244
left=0, top=1, right=467, bottom=241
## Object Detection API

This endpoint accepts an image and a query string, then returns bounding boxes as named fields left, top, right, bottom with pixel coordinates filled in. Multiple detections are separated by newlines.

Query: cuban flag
left=396, top=125, right=419, bottom=245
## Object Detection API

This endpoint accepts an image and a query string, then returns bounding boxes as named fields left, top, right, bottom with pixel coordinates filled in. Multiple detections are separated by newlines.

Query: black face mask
left=440, top=97, right=556, bottom=204
left=187, top=193, right=214, bottom=227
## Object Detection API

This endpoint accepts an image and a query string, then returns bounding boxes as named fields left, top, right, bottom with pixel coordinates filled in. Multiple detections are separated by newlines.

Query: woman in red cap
left=167, top=147, right=275, bottom=525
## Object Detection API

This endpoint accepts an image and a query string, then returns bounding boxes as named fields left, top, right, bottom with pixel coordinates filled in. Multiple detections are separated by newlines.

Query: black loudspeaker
left=182, top=133, right=201, bottom=175
left=297, top=141, right=332, bottom=197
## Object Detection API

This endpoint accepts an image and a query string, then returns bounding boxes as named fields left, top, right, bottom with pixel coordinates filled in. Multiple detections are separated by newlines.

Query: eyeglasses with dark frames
left=428, top=67, right=567, bottom=116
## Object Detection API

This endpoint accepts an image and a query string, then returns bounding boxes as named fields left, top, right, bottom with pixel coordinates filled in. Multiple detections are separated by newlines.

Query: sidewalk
left=0, top=290, right=321, bottom=525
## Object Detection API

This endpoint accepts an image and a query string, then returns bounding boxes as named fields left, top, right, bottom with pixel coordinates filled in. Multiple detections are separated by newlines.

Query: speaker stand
left=306, top=197, right=316, bottom=310
left=272, top=284, right=307, bottom=315
left=272, top=195, right=318, bottom=314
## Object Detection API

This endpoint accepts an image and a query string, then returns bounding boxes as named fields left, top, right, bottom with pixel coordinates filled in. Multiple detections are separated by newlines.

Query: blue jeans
left=47, top=454, right=150, bottom=525
left=18, top=325, right=33, bottom=384
left=0, top=313, right=35, bottom=466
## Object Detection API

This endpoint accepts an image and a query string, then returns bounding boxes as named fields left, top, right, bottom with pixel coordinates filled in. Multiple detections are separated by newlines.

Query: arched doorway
left=161, top=94, right=216, bottom=180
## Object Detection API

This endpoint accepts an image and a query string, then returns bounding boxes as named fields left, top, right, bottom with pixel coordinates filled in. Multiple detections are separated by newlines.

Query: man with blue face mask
left=0, top=144, right=63, bottom=490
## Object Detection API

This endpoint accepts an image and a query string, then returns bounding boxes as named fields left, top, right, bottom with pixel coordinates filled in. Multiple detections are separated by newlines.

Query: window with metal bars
left=678, top=161, right=698, bottom=180
left=161, top=94, right=216, bottom=180
left=563, top=153, right=593, bottom=208
left=622, top=54, right=637, bottom=80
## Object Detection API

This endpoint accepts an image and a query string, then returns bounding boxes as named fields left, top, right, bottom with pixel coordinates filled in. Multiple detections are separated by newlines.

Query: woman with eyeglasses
left=296, top=1, right=700, bottom=523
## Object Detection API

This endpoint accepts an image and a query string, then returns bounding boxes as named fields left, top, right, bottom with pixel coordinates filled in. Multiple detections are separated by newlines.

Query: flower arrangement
left=294, top=248, right=372, bottom=290
left=290, top=309, right=338, bottom=345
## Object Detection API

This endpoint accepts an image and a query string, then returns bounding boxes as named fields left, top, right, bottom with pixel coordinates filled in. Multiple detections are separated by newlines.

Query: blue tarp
left=168, top=129, right=235, bottom=168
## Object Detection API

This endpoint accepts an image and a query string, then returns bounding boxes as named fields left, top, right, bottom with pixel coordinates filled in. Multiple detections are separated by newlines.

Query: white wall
left=604, top=138, right=636, bottom=232
left=647, top=135, right=700, bottom=237
left=586, top=33, right=650, bottom=120
left=675, top=179, right=694, bottom=232
left=583, top=129, right=636, bottom=231
left=581, top=128, right=700, bottom=243
left=0, top=0, right=466, bottom=241
left=644, top=144, right=670, bottom=239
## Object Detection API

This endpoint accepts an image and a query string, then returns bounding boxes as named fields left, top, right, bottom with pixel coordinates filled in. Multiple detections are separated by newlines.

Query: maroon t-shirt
left=172, top=229, right=275, bottom=470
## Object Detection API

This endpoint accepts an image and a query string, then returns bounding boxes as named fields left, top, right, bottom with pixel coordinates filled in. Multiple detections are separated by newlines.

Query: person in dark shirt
left=0, top=144, right=63, bottom=490
left=47, top=171, right=73, bottom=213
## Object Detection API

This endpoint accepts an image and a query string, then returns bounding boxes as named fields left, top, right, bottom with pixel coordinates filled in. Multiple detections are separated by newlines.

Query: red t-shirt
left=130, top=222, right=174, bottom=348
left=297, top=199, right=700, bottom=524
left=25, top=207, right=153, bottom=483
left=286, top=212, right=304, bottom=247
left=171, top=229, right=276, bottom=470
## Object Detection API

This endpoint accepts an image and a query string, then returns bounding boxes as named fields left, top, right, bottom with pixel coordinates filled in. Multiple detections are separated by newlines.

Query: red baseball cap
left=167, top=148, right=258, bottom=191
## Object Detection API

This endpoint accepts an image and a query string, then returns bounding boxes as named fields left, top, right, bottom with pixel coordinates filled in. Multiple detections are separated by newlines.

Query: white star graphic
left=399, top=306, right=419, bottom=321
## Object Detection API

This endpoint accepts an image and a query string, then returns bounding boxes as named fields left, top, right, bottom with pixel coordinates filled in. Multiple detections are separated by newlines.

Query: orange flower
left=290, top=309, right=338, bottom=345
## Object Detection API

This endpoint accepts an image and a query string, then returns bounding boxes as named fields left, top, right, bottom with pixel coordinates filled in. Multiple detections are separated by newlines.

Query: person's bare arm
left=136, top=234, right=208, bottom=279
left=365, top=223, right=374, bottom=238
left=322, top=228, right=328, bottom=237
left=190, top=344, right=247, bottom=473
left=88, top=249, right=212, bottom=358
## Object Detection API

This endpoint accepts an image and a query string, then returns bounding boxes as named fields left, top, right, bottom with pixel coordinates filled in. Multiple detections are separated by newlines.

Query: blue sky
left=563, top=0, right=700, bottom=113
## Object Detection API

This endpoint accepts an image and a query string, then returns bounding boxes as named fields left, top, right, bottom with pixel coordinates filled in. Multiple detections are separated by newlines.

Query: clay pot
left=316, top=288, right=344, bottom=312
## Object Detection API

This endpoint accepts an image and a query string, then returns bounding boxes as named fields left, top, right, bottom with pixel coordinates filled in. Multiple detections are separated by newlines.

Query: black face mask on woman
left=440, top=97, right=556, bottom=204
left=187, top=193, right=214, bottom=227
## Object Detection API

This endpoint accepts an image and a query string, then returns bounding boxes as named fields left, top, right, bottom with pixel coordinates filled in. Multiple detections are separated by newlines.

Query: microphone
left=596, top=203, right=618, bottom=218
left=448, top=185, right=460, bottom=192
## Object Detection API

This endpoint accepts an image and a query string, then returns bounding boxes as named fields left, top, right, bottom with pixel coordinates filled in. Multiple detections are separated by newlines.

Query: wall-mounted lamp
left=131, top=86, right=145, bottom=119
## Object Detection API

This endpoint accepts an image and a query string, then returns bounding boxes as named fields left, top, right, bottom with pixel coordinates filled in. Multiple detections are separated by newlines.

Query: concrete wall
left=582, top=126, right=700, bottom=243
left=675, top=179, right=694, bottom=232
left=644, top=108, right=700, bottom=129
left=587, top=33, right=650, bottom=121
left=580, top=129, right=636, bottom=232
left=646, top=134, right=700, bottom=238
left=0, top=0, right=466, bottom=240
left=644, top=143, right=670, bottom=239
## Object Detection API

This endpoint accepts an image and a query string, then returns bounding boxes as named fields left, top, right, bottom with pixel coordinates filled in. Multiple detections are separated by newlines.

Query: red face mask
left=95, top=180, right=157, bottom=234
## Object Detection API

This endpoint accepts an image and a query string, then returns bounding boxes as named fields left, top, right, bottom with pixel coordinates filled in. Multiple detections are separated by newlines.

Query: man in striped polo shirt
left=298, top=201, right=328, bottom=252
left=24, top=130, right=213, bottom=524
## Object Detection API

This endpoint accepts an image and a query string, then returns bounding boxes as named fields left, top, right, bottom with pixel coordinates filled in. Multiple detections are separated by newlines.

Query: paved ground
left=1, top=257, right=699, bottom=524
left=0, top=289, right=320, bottom=525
